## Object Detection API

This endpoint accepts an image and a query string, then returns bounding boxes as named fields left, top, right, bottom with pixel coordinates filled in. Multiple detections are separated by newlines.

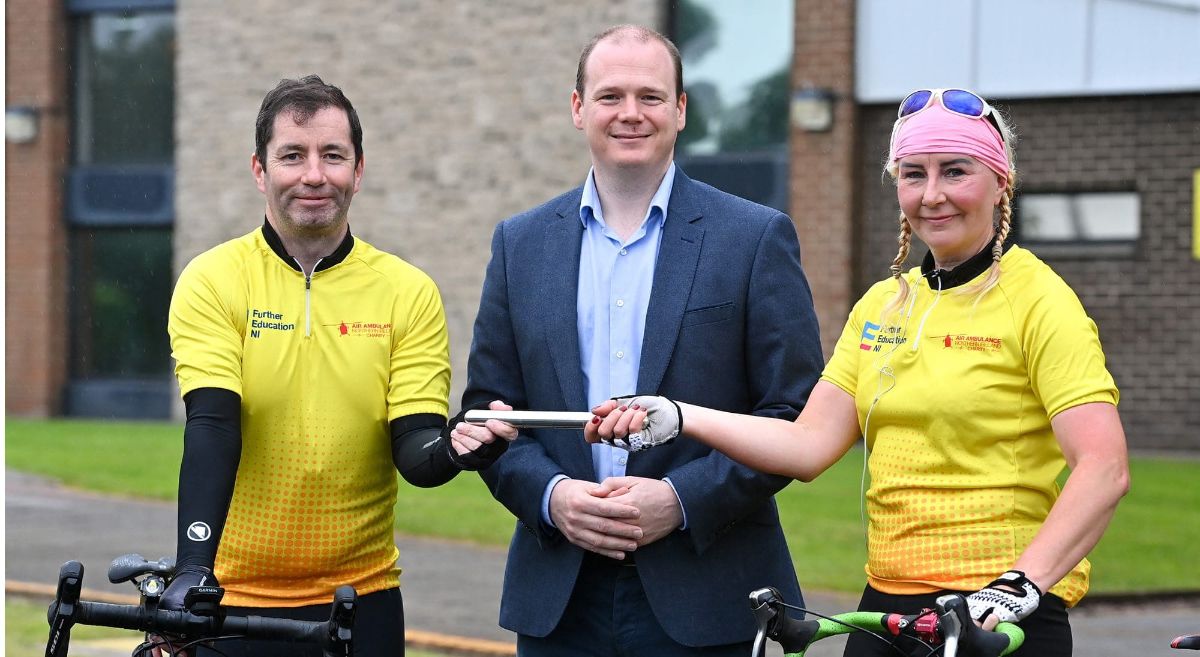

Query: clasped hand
left=549, top=477, right=683, bottom=559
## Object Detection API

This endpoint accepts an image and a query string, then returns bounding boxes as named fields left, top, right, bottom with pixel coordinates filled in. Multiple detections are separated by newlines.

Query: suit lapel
left=638, top=172, right=704, bottom=395
left=540, top=194, right=588, bottom=413
left=538, top=194, right=596, bottom=478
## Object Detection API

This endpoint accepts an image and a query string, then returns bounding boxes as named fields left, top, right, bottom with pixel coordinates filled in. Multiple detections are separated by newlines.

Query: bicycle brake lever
left=941, top=611, right=961, bottom=657
left=46, top=561, right=84, bottom=657
left=936, top=594, right=970, bottom=657
left=751, top=629, right=766, bottom=657
left=326, top=585, right=357, bottom=656
left=748, top=587, right=783, bottom=657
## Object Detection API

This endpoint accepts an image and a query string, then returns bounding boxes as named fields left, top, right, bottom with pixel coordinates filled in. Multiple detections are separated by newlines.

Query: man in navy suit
left=461, top=24, right=823, bottom=656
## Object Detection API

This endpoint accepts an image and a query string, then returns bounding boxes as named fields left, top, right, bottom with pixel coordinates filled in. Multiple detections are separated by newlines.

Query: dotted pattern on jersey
left=864, top=426, right=1088, bottom=603
left=215, top=401, right=401, bottom=606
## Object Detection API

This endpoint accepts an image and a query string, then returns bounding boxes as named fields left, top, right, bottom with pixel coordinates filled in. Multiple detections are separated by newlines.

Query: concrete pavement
left=6, top=469, right=1197, bottom=656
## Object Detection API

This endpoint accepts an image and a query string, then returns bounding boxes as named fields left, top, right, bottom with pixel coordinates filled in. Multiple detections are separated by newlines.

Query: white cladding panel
left=976, top=0, right=1089, bottom=97
left=856, top=0, right=975, bottom=101
left=1091, top=0, right=1200, bottom=91
left=857, top=0, right=1200, bottom=101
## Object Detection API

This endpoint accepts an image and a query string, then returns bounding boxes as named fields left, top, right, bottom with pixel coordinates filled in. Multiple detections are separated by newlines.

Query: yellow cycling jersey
left=822, top=245, right=1117, bottom=607
left=169, top=226, right=450, bottom=606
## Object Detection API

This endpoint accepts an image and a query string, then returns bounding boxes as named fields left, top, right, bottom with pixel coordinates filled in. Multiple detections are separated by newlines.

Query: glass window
left=670, top=0, right=792, bottom=212
left=67, top=5, right=176, bottom=418
left=69, top=227, right=174, bottom=378
left=73, top=11, right=175, bottom=165
left=673, top=0, right=793, bottom=155
left=1018, top=192, right=1140, bottom=242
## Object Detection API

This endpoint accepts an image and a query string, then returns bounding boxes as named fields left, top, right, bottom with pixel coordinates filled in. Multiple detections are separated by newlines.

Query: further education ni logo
left=248, top=308, right=295, bottom=338
left=859, top=322, right=906, bottom=351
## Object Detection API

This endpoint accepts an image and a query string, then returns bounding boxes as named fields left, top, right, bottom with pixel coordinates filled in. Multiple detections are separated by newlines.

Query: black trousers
left=192, top=587, right=404, bottom=657
left=842, top=585, right=1070, bottom=657
left=516, top=552, right=751, bottom=657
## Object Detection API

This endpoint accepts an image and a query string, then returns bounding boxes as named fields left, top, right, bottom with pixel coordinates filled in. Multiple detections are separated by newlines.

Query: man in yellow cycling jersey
left=164, top=74, right=516, bottom=656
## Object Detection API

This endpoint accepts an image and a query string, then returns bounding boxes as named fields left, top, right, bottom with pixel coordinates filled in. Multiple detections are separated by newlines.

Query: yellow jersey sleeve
left=169, top=252, right=246, bottom=397
left=386, top=268, right=451, bottom=421
left=821, top=280, right=896, bottom=399
left=1009, top=270, right=1118, bottom=418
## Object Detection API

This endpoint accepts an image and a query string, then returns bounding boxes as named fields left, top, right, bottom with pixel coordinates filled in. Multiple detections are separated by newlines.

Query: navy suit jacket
left=464, top=168, right=823, bottom=646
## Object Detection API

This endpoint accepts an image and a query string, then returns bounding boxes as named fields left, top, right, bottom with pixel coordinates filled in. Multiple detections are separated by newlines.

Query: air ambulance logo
left=326, top=320, right=391, bottom=338
left=940, top=334, right=1003, bottom=352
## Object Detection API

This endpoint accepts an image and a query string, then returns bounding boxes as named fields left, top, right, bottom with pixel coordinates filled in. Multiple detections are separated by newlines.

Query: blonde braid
left=881, top=213, right=913, bottom=318
left=964, top=171, right=1015, bottom=306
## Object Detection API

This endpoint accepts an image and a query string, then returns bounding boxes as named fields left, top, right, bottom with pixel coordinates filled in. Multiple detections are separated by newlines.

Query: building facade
left=6, top=0, right=71, bottom=417
left=6, top=0, right=1198, bottom=449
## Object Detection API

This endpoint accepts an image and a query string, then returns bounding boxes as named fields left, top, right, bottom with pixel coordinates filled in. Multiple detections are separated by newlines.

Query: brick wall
left=175, top=1, right=662, bottom=410
left=855, top=94, right=1200, bottom=450
left=5, top=0, right=69, bottom=416
left=789, top=0, right=857, bottom=359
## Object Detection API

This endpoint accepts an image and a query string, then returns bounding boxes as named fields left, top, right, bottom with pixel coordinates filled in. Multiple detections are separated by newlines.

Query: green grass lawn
left=6, top=418, right=184, bottom=499
left=7, top=417, right=1198, bottom=594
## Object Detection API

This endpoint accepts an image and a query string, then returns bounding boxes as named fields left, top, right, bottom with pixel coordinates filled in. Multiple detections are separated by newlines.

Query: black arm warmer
left=175, top=387, right=241, bottom=570
left=391, top=405, right=511, bottom=487
left=390, top=413, right=460, bottom=488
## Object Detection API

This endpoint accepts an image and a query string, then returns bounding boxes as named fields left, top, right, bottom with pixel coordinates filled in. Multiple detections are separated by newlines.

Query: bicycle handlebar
left=64, top=600, right=330, bottom=642
left=1174, top=634, right=1200, bottom=650
left=750, top=587, right=1024, bottom=657
left=46, top=560, right=355, bottom=657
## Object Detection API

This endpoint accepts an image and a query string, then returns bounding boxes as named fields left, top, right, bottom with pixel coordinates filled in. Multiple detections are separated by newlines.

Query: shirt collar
left=920, top=236, right=1014, bottom=290
left=578, top=162, right=676, bottom=229
left=261, top=217, right=355, bottom=273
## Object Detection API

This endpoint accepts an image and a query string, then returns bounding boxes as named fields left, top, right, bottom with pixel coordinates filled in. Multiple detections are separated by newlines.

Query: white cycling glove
left=602, top=395, right=682, bottom=452
left=966, top=570, right=1042, bottom=625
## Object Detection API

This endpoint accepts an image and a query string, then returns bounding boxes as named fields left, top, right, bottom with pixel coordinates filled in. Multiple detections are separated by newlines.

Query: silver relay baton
left=463, top=410, right=593, bottom=429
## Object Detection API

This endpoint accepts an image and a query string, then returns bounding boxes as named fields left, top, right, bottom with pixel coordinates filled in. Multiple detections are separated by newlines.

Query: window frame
left=1013, top=188, right=1141, bottom=259
left=64, top=0, right=177, bottom=418
left=67, top=0, right=175, bottom=14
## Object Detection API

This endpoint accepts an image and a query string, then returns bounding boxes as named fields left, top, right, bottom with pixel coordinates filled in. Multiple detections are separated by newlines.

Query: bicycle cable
left=174, top=634, right=239, bottom=657
left=146, top=635, right=182, bottom=657
left=144, top=633, right=237, bottom=657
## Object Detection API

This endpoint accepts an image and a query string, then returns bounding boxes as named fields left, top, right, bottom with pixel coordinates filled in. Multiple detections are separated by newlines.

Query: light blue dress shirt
left=578, top=164, right=672, bottom=481
left=541, top=164, right=688, bottom=528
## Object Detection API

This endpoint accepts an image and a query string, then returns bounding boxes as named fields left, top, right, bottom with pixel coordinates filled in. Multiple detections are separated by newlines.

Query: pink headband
left=890, top=104, right=1010, bottom=179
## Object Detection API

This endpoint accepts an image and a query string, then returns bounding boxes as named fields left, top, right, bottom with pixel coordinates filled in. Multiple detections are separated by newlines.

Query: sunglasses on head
left=897, top=88, right=1004, bottom=139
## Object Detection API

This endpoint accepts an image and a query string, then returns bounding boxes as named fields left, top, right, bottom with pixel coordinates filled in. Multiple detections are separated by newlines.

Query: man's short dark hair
left=575, top=25, right=683, bottom=100
left=255, top=75, right=363, bottom=166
